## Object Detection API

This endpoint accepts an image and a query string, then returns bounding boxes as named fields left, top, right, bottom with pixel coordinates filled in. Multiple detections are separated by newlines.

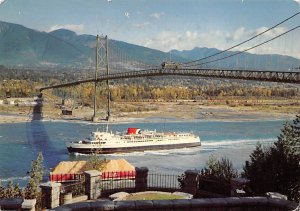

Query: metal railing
left=60, top=179, right=85, bottom=197
left=98, top=171, right=180, bottom=192
left=99, top=171, right=136, bottom=191
left=50, top=173, right=83, bottom=183
left=147, top=172, right=180, bottom=190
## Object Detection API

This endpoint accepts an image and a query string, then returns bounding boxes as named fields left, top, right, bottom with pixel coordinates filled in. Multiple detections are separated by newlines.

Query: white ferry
left=66, top=128, right=201, bottom=154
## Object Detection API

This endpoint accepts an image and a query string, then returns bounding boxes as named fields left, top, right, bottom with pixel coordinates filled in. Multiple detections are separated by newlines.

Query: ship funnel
left=127, top=128, right=141, bottom=134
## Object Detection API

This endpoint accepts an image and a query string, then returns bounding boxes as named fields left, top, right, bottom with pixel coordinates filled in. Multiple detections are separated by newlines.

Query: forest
left=1, top=79, right=299, bottom=105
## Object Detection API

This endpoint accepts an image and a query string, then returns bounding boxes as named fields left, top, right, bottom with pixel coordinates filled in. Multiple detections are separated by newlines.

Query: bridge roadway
left=40, top=68, right=300, bottom=91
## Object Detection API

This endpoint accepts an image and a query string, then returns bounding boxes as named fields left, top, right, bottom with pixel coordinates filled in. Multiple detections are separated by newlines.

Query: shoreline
left=0, top=105, right=296, bottom=125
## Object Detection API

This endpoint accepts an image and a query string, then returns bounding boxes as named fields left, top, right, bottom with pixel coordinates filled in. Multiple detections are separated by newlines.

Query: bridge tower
left=93, top=35, right=110, bottom=122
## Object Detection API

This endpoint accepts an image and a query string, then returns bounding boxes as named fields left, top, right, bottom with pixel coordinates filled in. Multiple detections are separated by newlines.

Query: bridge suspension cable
left=183, top=25, right=300, bottom=68
left=108, top=39, right=161, bottom=74
left=182, top=11, right=300, bottom=67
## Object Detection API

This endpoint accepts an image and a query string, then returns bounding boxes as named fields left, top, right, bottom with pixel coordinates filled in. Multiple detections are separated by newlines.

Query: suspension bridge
left=40, top=13, right=300, bottom=91
left=37, top=12, right=300, bottom=120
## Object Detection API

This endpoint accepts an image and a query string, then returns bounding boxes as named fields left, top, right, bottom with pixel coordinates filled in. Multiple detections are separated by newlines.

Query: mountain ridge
left=0, top=20, right=299, bottom=71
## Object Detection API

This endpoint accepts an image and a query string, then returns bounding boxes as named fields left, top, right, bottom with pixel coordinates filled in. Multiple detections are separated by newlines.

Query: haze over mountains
left=0, top=20, right=299, bottom=71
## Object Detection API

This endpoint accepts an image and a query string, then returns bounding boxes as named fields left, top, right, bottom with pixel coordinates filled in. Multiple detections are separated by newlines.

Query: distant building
left=61, top=109, right=72, bottom=115
left=4, top=97, right=41, bottom=106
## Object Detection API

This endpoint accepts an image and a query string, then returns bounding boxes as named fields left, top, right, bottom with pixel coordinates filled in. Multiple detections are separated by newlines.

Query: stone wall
left=52, top=197, right=298, bottom=211
left=0, top=198, right=36, bottom=211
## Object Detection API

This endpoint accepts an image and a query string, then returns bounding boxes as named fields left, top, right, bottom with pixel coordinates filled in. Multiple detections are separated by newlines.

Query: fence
left=102, top=170, right=136, bottom=180
left=100, top=171, right=136, bottom=191
left=98, top=171, right=180, bottom=194
left=60, top=179, right=86, bottom=197
left=41, top=169, right=298, bottom=210
left=50, top=173, right=83, bottom=183
left=147, top=172, right=180, bottom=190
left=50, top=171, right=234, bottom=197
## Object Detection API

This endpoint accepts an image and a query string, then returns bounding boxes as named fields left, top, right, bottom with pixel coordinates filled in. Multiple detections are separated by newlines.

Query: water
left=0, top=119, right=286, bottom=186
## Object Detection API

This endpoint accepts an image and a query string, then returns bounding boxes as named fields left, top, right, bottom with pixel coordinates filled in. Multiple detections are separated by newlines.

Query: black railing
left=60, top=179, right=85, bottom=197
left=147, top=172, right=180, bottom=190
left=99, top=171, right=136, bottom=191
left=98, top=171, right=180, bottom=192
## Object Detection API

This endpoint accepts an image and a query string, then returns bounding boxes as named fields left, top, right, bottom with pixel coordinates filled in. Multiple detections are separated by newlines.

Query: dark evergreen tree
left=243, top=115, right=300, bottom=202
left=24, top=152, right=44, bottom=199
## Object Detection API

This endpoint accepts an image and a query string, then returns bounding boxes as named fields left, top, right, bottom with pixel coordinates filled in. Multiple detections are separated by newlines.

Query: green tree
left=14, top=183, right=24, bottom=198
left=202, top=155, right=238, bottom=182
left=0, top=180, right=24, bottom=199
left=4, top=181, right=15, bottom=198
left=243, top=115, right=300, bottom=202
left=84, top=151, right=106, bottom=171
left=24, top=152, right=44, bottom=199
left=178, top=155, right=238, bottom=194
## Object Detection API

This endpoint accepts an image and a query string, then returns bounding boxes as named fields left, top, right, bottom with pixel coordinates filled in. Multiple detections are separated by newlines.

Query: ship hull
left=67, top=142, right=201, bottom=154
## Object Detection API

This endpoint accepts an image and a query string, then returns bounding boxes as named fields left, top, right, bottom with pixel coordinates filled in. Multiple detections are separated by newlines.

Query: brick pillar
left=182, top=170, right=199, bottom=196
left=135, top=167, right=149, bottom=192
left=84, top=170, right=101, bottom=200
left=40, top=182, right=61, bottom=209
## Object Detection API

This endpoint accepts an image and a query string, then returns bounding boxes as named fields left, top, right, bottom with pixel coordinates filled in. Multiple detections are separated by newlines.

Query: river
left=0, top=119, right=287, bottom=186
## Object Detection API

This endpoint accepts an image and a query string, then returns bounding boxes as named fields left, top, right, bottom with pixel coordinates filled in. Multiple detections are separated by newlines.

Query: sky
left=0, top=0, right=300, bottom=57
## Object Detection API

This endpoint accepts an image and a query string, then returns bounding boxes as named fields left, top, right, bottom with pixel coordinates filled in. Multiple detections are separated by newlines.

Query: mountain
left=49, top=29, right=186, bottom=66
left=0, top=21, right=184, bottom=69
left=170, top=47, right=300, bottom=71
left=0, top=21, right=91, bottom=67
left=0, top=20, right=299, bottom=72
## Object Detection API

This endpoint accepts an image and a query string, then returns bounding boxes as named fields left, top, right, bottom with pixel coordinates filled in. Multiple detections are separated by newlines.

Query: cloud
left=143, top=27, right=299, bottom=59
left=0, top=0, right=6, bottom=5
left=293, top=0, right=300, bottom=5
left=124, top=12, right=130, bottom=19
left=48, top=24, right=85, bottom=33
left=132, top=22, right=150, bottom=29
left=150, top=12, right=165, bottom=19
left=144, top=30, right=226, bottom=52
left=226, top=26, right=287, bottom=42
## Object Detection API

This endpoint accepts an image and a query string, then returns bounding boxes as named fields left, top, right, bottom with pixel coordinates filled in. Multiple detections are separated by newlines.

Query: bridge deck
left=40, top=68, right=300, bottom=91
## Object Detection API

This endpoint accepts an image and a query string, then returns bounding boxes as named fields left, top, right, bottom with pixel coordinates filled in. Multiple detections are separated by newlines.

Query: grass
left=124, top=193, right=185, bottom=201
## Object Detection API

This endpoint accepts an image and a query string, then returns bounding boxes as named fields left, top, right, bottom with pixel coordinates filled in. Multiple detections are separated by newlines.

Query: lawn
left=124, top=193, right=185, bottom=201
